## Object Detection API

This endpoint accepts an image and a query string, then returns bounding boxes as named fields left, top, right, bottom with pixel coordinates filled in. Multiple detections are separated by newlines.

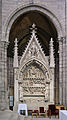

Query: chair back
left=39, top=107, right=44, bottom=113
left=34, top=110, right=38, bottom=113
left=49, top=104, right=56, bottom=112
left=60, top=106, right=65, bottom=110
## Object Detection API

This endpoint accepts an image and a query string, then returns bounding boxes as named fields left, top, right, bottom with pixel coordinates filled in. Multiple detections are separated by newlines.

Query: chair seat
left=32, top=110, right=38, bottom=117
left=32, top=112, right=38, bottom=117
left=39, top=111, right=47, bottom=117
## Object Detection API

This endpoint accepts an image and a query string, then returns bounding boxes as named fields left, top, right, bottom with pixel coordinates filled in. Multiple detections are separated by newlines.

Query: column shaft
left=0, top=41, right=8, bottom=110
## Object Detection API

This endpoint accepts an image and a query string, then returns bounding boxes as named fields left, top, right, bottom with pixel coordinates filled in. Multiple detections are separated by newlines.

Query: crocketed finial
left=30, top=23, right=37, bottom=35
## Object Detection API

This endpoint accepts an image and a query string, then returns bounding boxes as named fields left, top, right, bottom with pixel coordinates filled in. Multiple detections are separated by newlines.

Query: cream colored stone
left=14, top=25, right=55, bottom=110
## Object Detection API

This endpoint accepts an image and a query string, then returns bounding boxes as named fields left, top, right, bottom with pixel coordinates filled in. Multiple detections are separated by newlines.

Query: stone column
left=65, top=42, right=67, bottom=107
left=50, top=69, right=54, bottom=103
left=59, top=38, right=63, bottom=105
left=13, top=38, right=19, bottom=111
left=59, top=37, right=66, bottom=105
left=0, top=41, right=8, bottom=110
left=49, top=38, right=55, bottom=103
left=65, top=0, right=67, bottom=107
left=62, top=38, right=66, bottom=106
left=13, top=68, right=19, bottom=111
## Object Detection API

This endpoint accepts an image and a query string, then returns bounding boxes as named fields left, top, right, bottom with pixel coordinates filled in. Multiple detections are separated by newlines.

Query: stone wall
left=0, top=41, right=8, bottom=110
left=0, top=0, right=67, bottom=109
left=0, top=0, right=2, bottom=41
left=66, top=0, right=67, bottom=107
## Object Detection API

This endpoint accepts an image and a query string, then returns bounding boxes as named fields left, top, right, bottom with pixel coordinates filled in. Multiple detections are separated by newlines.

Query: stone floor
left=0, top=110, right=59, bottom=120
left=0, top=110, right=24, bottom=120
left=25, top=116, right=59, bottom=120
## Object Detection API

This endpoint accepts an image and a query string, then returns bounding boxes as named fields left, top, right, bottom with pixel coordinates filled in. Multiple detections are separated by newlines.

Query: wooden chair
left=56, top=105, right=65, bottom=110
left=48, top=104, right=59, bottom=118
left=60, top=106, right=65, bottom=110
left=39, top=107, right=47, bottom=117
left=28, top=110, right=32, bottom=116
left=32, top=110, right=38, bottom=117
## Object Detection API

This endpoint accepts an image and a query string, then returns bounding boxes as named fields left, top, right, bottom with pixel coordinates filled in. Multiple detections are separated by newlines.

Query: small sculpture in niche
left=31, top=41, right=36, bottom=56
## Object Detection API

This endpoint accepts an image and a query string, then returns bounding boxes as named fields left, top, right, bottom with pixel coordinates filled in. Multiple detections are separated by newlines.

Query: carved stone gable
left=20, top=26, right=48, bottom=69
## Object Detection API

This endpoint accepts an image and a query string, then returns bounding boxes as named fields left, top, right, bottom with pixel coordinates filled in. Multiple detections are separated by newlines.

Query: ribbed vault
left=7, top=11, right=58, bottom=57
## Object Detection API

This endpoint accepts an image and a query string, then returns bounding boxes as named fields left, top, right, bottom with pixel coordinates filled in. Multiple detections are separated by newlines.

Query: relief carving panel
left=23, top=87, right=46, bottom=95
left=19, top=64, right=50, bottom=101
left=23, top=65, right=45, bottom=79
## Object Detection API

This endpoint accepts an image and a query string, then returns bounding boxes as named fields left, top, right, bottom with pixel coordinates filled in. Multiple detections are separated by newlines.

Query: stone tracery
left=14, top=24, right=55, bottom=109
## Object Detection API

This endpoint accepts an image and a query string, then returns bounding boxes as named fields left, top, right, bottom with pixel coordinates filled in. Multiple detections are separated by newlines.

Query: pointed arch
left=3, top=4, right=63, bottom=42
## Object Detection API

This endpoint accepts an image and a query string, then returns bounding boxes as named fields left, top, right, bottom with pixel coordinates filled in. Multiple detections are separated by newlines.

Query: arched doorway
left=6, top=5, right=62, bottom=109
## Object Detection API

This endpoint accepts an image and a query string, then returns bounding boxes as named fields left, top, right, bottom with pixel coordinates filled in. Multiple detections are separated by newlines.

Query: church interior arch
left=7, top=10, right=59, bottom=110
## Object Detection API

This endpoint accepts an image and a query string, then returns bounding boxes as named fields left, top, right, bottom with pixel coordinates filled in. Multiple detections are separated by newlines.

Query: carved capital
left=58, top=36, right=66, bottom=44
left=1, top=41, right=9, bottom=49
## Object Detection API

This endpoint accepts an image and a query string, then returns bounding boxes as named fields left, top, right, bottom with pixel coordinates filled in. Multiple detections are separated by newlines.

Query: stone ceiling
left=7, top=11, right=58, bottom=57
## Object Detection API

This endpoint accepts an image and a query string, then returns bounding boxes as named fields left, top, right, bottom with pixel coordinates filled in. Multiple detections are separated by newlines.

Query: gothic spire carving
left=30, top=23, right=37, bottom=35
left=20, top=23, right=48, bottom=67
left=50, top=38, right=55, bottom=68
left=13, top=38, right=18, bottom=68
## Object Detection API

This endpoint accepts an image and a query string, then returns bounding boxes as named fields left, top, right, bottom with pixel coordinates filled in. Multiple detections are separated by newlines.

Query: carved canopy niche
left=17, top=24, right=52, bottom=103
left=13, top=24, right=54, bottom=109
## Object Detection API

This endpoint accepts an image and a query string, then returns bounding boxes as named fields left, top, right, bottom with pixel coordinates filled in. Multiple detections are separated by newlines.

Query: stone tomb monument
left=13, top=24, right=55, bottom=111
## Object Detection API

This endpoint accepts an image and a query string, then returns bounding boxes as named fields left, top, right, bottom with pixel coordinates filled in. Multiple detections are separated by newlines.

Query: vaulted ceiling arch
left=8, top=11, right=58, bottom=57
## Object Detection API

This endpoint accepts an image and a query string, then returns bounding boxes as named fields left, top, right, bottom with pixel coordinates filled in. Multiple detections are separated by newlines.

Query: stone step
left=24, top=116, right=59, bottom=120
